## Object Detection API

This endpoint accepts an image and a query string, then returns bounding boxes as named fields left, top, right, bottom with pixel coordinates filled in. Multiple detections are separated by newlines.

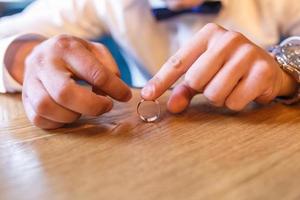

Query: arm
left=20, top=35, right=131, bottom=129
left=0, top=0, right=107, bottom=39
left=0, top=1, right=132, bottom=129
left=273, top=0, right=300, bottom=37
left=0, top=0, right=108, bottom=92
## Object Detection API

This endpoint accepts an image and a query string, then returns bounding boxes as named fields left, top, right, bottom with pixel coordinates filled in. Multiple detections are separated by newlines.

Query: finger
left=90, top=42, right=120, bottom=76
left=22, top=92, right=64, bottom=129
left=202, top=44, right=256, bottom=107
left=167, top=83, right=197, bottom=113
left=225, top=62, right=271, bottom=111
left=89, top=42, right=124, bottom=96
left=61, top=41, right=131, bottom=102
left=38, top=61, right=114, bottom=116
left=78, top=40, right=121, bottom=96
left=141, top=23, right=226, bottom=100
left=185, top=31, right=247, bottom=92
left=24, top=77, right=81, bottom=123
left=92, top=87, right=107, bottom=96
left=70, top=37, right=120, bottom=75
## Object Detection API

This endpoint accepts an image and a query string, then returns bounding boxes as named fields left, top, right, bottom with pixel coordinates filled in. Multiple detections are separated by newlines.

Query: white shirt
left=0, top=0, right=299, bottom=92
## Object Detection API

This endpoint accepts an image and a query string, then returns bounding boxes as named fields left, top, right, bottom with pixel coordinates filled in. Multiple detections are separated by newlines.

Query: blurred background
left=0, top=0, right=33, bottom=16
left=0, top=0, right=132, bottom=85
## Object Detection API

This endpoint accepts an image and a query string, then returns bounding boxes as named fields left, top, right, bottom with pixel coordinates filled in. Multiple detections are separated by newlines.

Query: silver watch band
left=273, top=37, right=300, bottom=104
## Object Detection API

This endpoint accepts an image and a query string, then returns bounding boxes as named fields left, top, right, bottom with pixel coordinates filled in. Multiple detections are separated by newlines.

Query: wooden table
left=1, top=89, right=300, bottom=200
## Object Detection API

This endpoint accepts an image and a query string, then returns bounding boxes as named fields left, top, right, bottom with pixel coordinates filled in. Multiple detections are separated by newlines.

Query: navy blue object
left=152, top=1, right=222, bottom=21
left=97, top=36, right=132, bottom=85
left=0, top=1, right=33, bottom=16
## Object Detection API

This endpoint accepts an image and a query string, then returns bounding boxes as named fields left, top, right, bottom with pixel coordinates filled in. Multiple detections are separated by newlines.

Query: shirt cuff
left=0, top=34, right=46, bottom=93
left=2, top=63, right=23, bottom=93
left=0, top=35, right=22, bottom=93
left=281, top=36, right=300, bottom=45
left=275, top=36, right=300, bottom=104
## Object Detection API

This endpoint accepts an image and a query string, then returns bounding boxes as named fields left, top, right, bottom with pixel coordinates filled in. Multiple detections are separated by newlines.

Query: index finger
left=141, top=23, right=225, bottom=100
left=60, top=40, right=132, bottom=102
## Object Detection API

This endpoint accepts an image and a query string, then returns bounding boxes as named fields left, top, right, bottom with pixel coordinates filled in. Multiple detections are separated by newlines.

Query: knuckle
left=200, top=23, right=225, bottom=49
left=240, top=43, right=257, bottom=59
left=90, top=67, right=109, bottom=87
left=225, top=30, right=244, bottom=41
left=220, top=31, right=246, bottom=48
left=259, top=65, right=270, bottom=76
left=53, top=34, right=79, bottom=50
left=254, top=61, right=273, bottom=80
left=208, top=30, right=246, bottom=52
left=203, top=23, right=222, bottom=32
left=184, top=75, right=201, bottom=92
left=242, top=43, right=256, bottom=53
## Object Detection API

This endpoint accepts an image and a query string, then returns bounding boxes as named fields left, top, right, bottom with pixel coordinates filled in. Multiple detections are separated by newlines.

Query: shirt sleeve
left=273, top=0, right=300, bottom=37
left=0, top=35, right=23, bottom=93
left=0, top=0, right=108, bottom=93
left=0, top=0, right=107, bottom=39
left=281, top=36, right=300, bottom=45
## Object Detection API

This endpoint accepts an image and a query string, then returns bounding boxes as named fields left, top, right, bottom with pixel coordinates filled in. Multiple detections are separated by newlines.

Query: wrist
left=4, top=35, right=45, bottom=84
left=278, top=69, right=298, bottom=97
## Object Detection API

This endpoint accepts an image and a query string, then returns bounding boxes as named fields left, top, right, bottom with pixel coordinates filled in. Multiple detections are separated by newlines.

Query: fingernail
left=141, top=83, right=154, bottom=99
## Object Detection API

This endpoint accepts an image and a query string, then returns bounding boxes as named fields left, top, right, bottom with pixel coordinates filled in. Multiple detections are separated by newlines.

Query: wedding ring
left=137, top=99, right=161, bottom=123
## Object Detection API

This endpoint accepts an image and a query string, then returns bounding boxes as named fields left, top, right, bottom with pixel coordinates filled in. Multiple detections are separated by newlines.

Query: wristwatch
left=271, top=37, right=300, bottom=104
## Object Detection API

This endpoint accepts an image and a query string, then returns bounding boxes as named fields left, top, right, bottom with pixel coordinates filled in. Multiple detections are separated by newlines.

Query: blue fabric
left=152, top=1, right=222, bottom=21
left=97, top=36, right=132, bottom=85
left=0, top=1, right=33, bottom=17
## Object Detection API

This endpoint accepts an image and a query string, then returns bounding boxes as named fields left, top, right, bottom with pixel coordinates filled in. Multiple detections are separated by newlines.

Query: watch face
left=282, top=43, right=300, bottom=68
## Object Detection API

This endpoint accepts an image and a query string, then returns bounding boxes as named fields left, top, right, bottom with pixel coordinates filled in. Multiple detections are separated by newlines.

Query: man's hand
left=141, top=23, right=297, bottom=113
left=21, top=35, right=131, bottom=129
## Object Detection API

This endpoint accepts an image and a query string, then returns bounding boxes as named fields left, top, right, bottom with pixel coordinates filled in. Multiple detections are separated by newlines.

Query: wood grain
left=1, top=89, right=300, bottom=200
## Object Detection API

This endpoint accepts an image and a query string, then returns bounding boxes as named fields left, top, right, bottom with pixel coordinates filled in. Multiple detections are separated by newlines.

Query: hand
left=164, top=0, right=205, bottom=10
left=141, top=23, right=297, bottom=113
left=22, top=34, right=132, bottom=129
